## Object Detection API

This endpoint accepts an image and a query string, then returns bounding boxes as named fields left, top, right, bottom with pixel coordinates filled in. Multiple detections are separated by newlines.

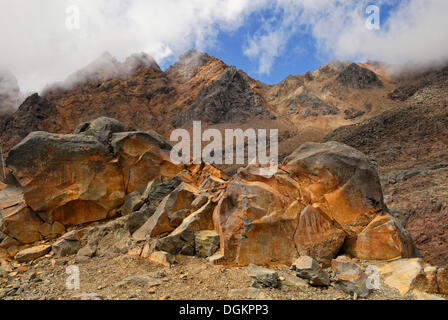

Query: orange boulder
left=6, top=132, right=126, bottom=226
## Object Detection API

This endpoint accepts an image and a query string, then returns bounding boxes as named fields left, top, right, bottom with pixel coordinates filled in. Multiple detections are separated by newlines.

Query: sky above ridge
left=0, top=0, right=447, bottom=93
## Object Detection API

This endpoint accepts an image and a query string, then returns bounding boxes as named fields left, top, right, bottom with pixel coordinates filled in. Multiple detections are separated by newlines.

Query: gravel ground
left=1, top=253, right=441, bottom=301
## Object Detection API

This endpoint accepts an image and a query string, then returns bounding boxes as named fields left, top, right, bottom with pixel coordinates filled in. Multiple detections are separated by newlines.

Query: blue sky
left=207, top=1, right=401, bottom=84
left=160, top=1, right=402, bottom=85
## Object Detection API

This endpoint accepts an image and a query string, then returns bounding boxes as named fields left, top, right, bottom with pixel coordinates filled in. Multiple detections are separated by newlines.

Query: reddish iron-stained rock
left=111, top=131, right=181, bottom=194
left=150, top=251, right=175, bottom=267
left=344, top=214, right=416, bottom=261
left=437, top=268, right=448, bottom=295
left=6, top=132, right=126, bottom=226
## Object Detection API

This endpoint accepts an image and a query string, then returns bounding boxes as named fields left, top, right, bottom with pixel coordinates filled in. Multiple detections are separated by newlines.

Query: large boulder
left=283, top=141, right=385, bottom=236
left=6, top=132, right=126, bottom=226
left=212, top=142, right=415, bottom=266
left=212, top=169, right=304, bottom=266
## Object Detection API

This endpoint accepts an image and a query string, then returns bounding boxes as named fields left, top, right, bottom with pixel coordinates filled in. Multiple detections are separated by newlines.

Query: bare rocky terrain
left=0, top=51, right=447, bottom=301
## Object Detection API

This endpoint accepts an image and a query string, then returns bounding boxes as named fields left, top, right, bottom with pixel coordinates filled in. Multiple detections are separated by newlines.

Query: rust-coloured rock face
left=344, top=215, right=416, bottom=260
left=6, top=132, right=126, bottom=226
left=283, top=141, right=385, bottom=235
left=111, top=131, right=181, bottom=194
left=295, top=205, right=346, bottom=266
left=213, top=172, right=304, bottom=266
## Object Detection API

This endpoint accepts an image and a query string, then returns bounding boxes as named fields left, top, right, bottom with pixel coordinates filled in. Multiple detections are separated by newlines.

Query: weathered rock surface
left=154, top=199, right=216, bottom=256
left=111, top=131, right=180, bottom=194
left=172, top=66, right=272, bottom=126
left=150, top=251, right=175, bottom=267
left=74, top=116, right=137, bottom=145
left=283, top=141, right=385, bottom=236
left=212, top=141, right=415, bottom=266
left=120, top=191, right=144, bottom=216
left=52, top=238, right=82, bottom=257
left=344, top=214, right=416, bottom=260
left=6, top=132, right=125, bottom=226
left=0, top=185, right=45, bottom=244
left=133, top=183, right=198, bottom=240
left=336, top=63, right=383, bottom=89
left=247, top=264, right=279, bottom=288
left=292, top=256, right=330, bottom=286
left=195, top=230, right=220, bottom=258
left=379, top=258, right=444, bottom=296
left=295, top=205, right=346, bottom=267
left=15, top=245, right=51, bottom=263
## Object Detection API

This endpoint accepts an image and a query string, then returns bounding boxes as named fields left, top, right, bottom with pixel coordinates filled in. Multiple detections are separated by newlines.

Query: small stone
left=128, top=246, right=143, bottom=257
left=52, top=238, right=81, bottom=257
left=150, top=251, right=175, bottom=267
left=15, top=245, right=51, bottom=263
left=195, top=230, right=220, bottom=258
left=228, top=288, right=267, bottom=300
left=331, top=256, right=371, bottom=298
left=281, top=274, right=309, bottom=289
left=247, top=264, right=279, bottom=289
left=292, top=256, right=330, bottom=286
left=73, top=292, right=103, bottom=300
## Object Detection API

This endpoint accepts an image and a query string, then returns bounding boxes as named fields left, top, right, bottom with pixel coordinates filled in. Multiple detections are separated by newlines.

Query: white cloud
left=0, top=0, right=447, bottom=94
left=244, top=0, right=448, bottom=74
left=0, top=0, right=268, bottom=93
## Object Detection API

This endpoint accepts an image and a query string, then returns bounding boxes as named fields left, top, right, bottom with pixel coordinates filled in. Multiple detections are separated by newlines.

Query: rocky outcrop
left=172, top=67, right=272, bottom=126
left=6, top=132, right=125, bottom=226
left=0, top=118, right=416, bottom=273
left=336, top=63, right=383, bottom=89
left=0, top=94, right=62, bottom=153
left=0, top=117, right=184, bottom=248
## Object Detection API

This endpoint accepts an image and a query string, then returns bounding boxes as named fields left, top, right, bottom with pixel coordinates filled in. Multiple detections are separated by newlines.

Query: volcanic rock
left=344, top=214, right=416, bottom=260
left=336, top=63, right=383, bottom=89
left=133, top=183, right=198, bottom=240
left=195, top=230, right=220, bottom=258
